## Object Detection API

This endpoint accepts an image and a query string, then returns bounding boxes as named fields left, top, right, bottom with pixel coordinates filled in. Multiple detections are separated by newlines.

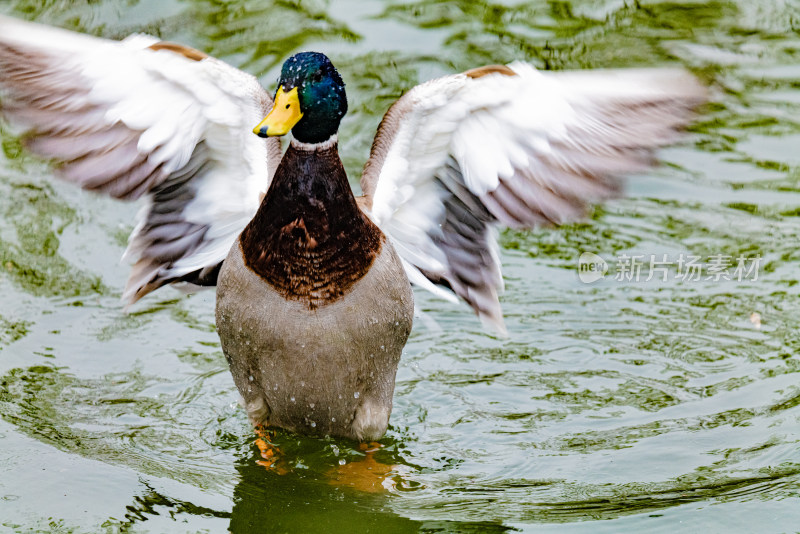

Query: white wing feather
left=361, top=63, right=705, bottom=331
left=0, top=15, right=281, bottom=304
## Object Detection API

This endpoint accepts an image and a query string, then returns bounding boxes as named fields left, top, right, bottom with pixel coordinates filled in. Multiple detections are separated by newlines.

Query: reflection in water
left=0, top=177, right=107, bottom=298
left=230, top=448, right=412, bottom=533
left=116, top=484, right=229, bottom=530
left=229, top=442, right=514, bottom=534
left=0, top=363, right=236, bottom=491
left=377, top=1, right=737, bottom=70
left=0, top=0, right=800, bottom=531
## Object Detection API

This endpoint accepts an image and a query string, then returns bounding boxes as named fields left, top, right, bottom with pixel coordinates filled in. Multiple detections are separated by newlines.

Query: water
left=1, top=0, right=799, bottom=532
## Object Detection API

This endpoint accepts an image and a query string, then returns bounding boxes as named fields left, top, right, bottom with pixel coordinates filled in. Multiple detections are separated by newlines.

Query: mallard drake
left=0, top=16, right=704, bottom=441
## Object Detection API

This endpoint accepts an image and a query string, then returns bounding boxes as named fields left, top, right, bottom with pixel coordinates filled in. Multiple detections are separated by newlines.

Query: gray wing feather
left=0, top=15, right=282, bottom=304
left=362, top=64, right=705, bottom=330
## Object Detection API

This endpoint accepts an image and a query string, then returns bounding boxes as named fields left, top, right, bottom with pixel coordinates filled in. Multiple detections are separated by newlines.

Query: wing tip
left=0, top=13, right=105, bottom=52
left=478, top=310, right=508, bottom=337
left=121, top=260, right=163, bottom=306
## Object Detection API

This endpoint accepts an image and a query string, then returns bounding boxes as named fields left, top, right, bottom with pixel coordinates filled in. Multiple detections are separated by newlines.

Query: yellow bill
left=253, top=86, right=303, bottom=137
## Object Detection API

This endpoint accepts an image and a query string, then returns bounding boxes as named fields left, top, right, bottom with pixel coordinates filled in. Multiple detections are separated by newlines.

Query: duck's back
left=215, top=141, right=414, bottom=441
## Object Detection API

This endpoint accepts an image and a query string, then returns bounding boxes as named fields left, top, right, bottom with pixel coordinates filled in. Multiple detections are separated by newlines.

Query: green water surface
left=1, top=0, right=799, bottom=532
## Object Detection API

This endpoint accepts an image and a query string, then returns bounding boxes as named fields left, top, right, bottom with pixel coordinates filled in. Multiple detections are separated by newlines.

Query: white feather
left=0, top=14, right=280, bottom=303
left=361, top=62, right=705, bottom=329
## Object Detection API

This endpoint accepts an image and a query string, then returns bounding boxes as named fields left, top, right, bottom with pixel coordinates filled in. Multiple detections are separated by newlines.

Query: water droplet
left=331, top=417, right=336, bottom=423
left=245, top=340, right=250, bottom=346
left=380, top=345, right=385, bottom=351
left=395, top=321, right=399, bottom=326
left=309, top=403, right=315, bottom=409
left=248, top=375, right=254, bottom=382
left=338, top=458, right=346, bottom=466
left=354, top=392, right=360, bottom=399
left=290, top=396, right=296, bottom=403
left=310, top=421, right=316, bottom=428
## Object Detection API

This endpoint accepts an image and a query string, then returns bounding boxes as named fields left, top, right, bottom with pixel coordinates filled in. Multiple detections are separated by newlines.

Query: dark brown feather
left=241, top=142, right=383, bottom=308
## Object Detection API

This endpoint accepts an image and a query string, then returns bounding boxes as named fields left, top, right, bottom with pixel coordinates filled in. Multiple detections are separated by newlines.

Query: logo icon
left=578, top=252, right=608, bottom=284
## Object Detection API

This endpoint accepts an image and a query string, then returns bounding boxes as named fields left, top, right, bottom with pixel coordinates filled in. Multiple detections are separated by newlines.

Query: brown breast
left=239, top=141, right=383, bottom=309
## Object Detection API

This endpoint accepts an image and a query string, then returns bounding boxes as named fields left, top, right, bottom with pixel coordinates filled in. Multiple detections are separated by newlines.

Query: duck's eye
left=312, top=70, right=323, bottom=83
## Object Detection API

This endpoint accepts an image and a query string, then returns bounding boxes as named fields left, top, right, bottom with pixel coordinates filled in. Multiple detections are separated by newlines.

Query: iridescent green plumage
left=275, top=52, right=348, bottom=143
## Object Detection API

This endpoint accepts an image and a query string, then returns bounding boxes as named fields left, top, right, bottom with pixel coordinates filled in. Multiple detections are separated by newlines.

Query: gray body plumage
left=216, top=237, right=414, bottom=442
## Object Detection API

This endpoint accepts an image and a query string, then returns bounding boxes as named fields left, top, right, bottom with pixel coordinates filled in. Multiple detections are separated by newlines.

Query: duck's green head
left=254, top=52, right=347, bottom=144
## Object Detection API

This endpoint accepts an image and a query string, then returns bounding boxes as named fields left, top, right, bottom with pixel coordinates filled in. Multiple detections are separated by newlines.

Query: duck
left=0, top=15, right=705, bottom=441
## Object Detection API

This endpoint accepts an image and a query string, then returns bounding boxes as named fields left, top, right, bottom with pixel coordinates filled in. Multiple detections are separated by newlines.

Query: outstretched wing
left=360, top=63, right=705, bottom=331
left=0, top=15, right=282, bottom=304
